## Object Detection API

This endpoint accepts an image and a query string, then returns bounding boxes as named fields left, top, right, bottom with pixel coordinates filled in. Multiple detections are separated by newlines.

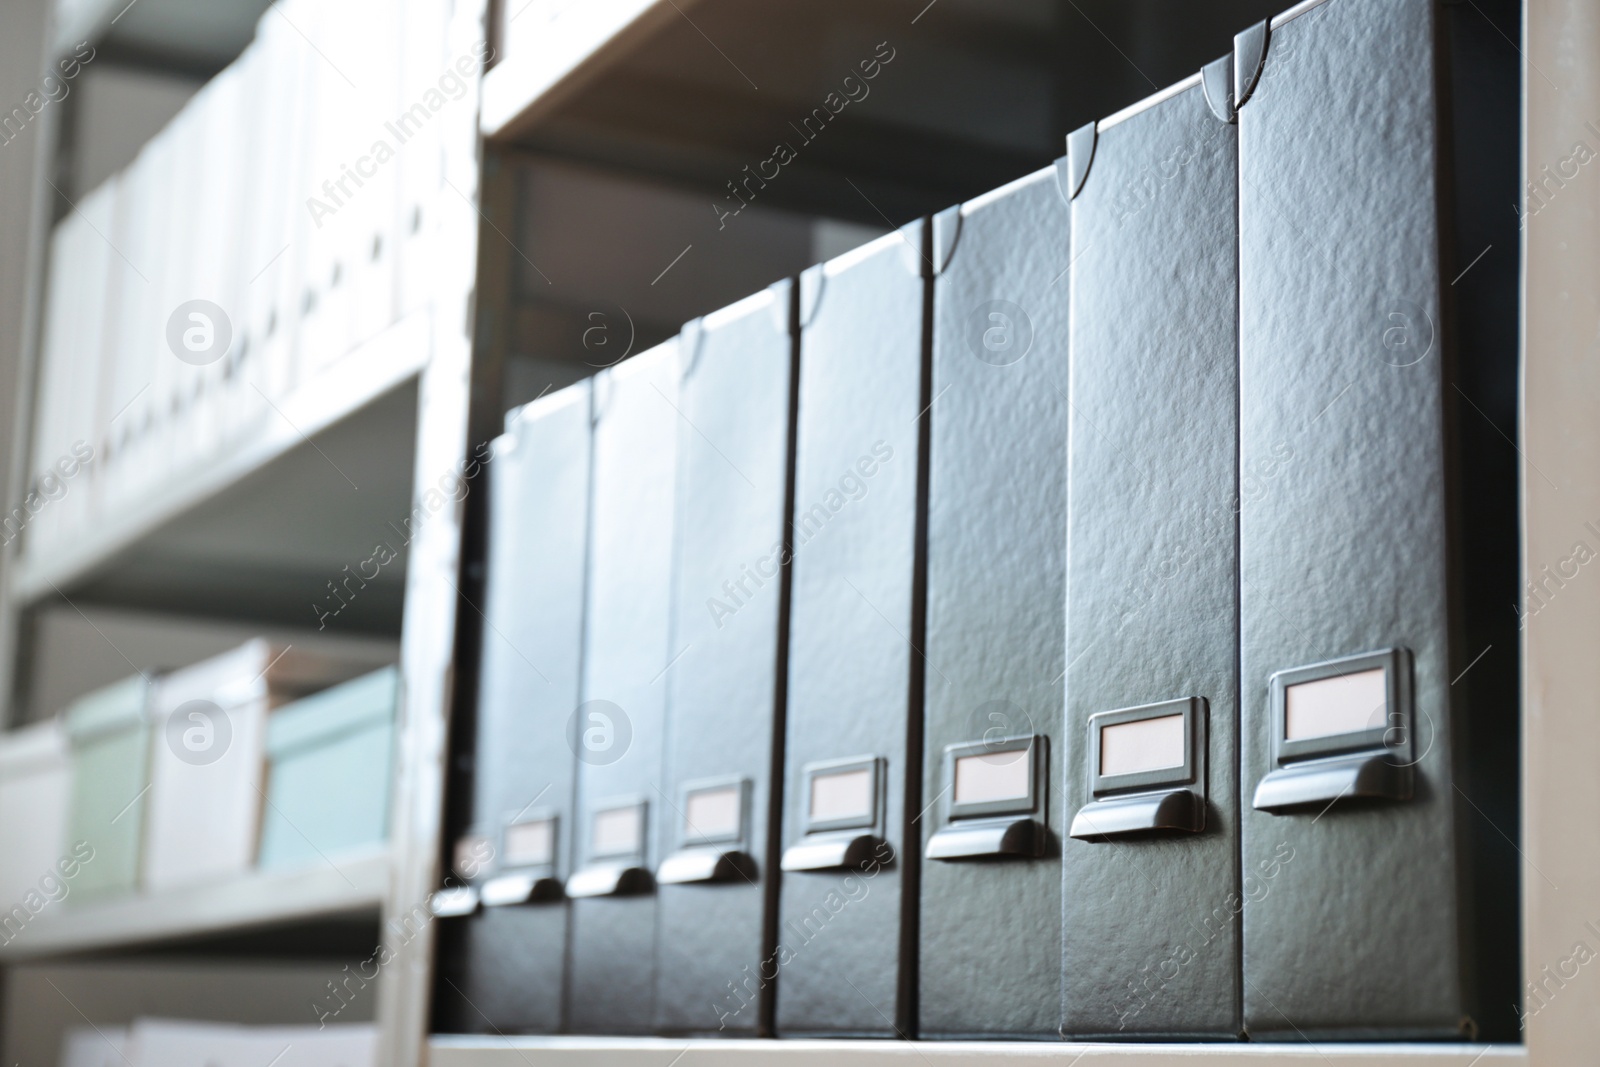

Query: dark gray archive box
left=444, top=382, right=591, bottom=1033
left=775, top=225, right=927, bottom=1037
left=1237, top=0, right=1519, bottom=1040
left=1060, top=69, right=1242, bottom=1038
left=654, top=282, right=798, bottom=1036
left=566, top=341, right=680, bottom=1033
left=919, top=167, right=1072, bottom=1040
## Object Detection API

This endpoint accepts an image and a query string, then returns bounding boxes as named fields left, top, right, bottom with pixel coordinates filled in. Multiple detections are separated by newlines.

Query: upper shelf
left=0, top=846, right=388, bottom=962
left=480, top=0, right=1293, bottom=225
left=480, top=0, right=682, bottom=141
left=54, top=0, right=271, bottom=74
left=10, top=312, right=428, bottom=634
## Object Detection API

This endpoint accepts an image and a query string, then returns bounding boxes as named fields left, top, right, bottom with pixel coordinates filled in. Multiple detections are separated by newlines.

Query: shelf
left=480, top=0, right=1290, bottom=224
left=11, top=312, right=429, bottom=632
left=429, top=1037, right=1523, bottom=1066
left=54, top=0, right=272, bottom=75
left=481, top=0, right=682, bottom=141
left=0, top=846, right=389, bottom=962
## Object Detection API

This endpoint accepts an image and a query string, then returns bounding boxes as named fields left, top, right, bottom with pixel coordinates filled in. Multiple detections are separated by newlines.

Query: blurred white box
left=395, top=0, right=449, bottom=321
left=125, top=1019, right=374, bottom=1067
left=0, top=720, right=70, bottom=910
left=345, top=0, right=402, bottom=350
left=142, top=640, right=380, bottom=891
left=58, top=1026, right=126, bottom=1067
left=30, top=179, right=114, bottom=554
left=247, top=1, right=315, bottom=410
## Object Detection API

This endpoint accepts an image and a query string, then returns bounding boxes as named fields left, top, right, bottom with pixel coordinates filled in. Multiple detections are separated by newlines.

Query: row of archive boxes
left=22, top=0, right=455, bottom=556
left=0, top=641, right=397, bottom=919
left=433, top=0, right=1519, bottom=1043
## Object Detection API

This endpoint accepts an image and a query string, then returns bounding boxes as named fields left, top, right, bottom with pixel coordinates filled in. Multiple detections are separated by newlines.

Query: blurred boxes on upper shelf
left=64, top=676, right=153, bottom=901
left=143, top=640, right=391, bottom=892
left=31, top=182, right=113, bottom=555
left=257, top=666, right=400, bottom=871
left=23, top=0, right=459, bottom=565
left=0, top=720, right=72, bottom=907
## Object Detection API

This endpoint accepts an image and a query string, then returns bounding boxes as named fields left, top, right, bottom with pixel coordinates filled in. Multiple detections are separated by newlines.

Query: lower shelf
left=428, top=1036, right=1522, bottom=1066
left=0, top=846, right=389, bottom=961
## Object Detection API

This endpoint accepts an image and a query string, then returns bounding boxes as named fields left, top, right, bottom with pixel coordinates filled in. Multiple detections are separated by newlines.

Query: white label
left=685, top=785, right=741, bottom=840
left=503, top=817, right=554, bottom=867
left=809, top=768, right=872, bottom=823
left=1100, top=713, right=1187, bottom=777
left=953, top=747, right=1032, bottom=805
left=592, top=804, right=643, bottom=856
left=1285, top=667, right=1387, bottom=741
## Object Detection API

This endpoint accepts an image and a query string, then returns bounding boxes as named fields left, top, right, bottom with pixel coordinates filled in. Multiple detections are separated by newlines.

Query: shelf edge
left=11, top=311, right=432, bottom=605
left=427, top=1036, right=1525, bottom=1066
left=0, top=847, right=390, bottom=962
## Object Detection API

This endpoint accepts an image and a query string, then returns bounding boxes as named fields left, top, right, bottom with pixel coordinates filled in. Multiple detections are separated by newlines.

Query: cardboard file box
left=567, top=342, right=679, bottom=1034
left=654, top=283, right=798, bottom=1037
left=1236, top=0, right=1519, bottom=1039
left=1059, top=68, right=1242, bottom=1038
left=776, top=225, right=927, bottom=1037
left=258, top=666, right=399, bottom=871
left=143, top=640, right=374, bottom=892
left=918, top=164, right=1073, bottom=1040
left=65, top=676, right=152, bottom=900
left=0, top=720, right=71, bottom=907
left=440, top=382, right=592, bottom=1035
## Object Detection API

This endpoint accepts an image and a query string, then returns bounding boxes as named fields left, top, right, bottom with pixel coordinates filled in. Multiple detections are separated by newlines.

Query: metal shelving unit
left=420, top=0, right=1570, bottom=1064
left=2, top=0, right=1585, bottom=1064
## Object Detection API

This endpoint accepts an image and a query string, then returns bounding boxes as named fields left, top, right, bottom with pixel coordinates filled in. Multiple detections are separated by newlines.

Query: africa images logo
left=165, top=699, right=232, bottom=766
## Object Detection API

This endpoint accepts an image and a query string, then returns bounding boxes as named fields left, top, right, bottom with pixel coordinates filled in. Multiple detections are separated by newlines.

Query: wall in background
left=20, top=603, right=399, bottom=724
left=72, top=64, right=200, bottom=196
left=2, top=959, right=377, bottom=1067
left=0, top=0, right=53, bottom=659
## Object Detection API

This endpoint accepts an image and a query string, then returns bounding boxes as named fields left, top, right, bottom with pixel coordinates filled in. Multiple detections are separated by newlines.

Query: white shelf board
left=11, top=310, right=431, bottom=607
left=480, top=0, right=688, bottom=140
left=53, top=0, right=271, bottom=71
left=0, top=845, right=389, bottom=961
left=428, top=1037, right=1523, bottom=1066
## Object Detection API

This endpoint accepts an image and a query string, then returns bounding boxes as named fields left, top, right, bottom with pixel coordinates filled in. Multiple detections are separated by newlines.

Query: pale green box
left=64, top=676, right=152, bottom=900
left=257, top=667, right=398, bottom=871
